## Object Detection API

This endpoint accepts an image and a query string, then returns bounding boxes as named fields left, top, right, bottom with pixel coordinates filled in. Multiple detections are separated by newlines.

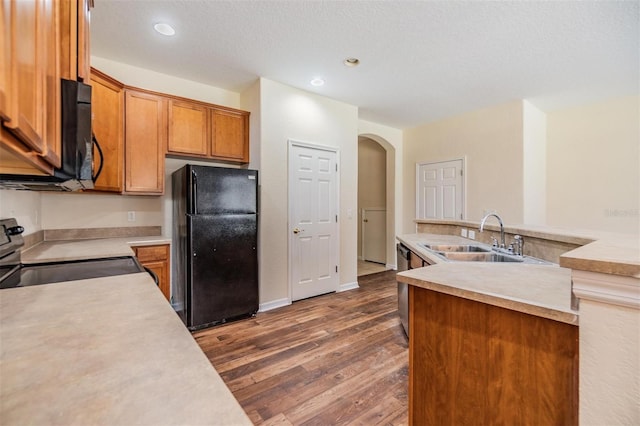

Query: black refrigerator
left=172, top=165, right=258, bottom=330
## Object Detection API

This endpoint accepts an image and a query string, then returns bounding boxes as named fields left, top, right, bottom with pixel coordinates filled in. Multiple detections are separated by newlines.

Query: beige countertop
left=2, top=236, right=251, bottom=425
left=0, top=273, right=251, bottom=425
left=21, top=236, right=172, bottom=264
left=559, top=237, right=640, bottom=278
left=413, top=219, right=640, bottom=278
left=397, top=234, right=578, bottom=325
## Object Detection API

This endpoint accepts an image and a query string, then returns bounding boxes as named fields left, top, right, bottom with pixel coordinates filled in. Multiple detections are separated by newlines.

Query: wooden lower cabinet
left=133, top=244, right=170, bottom=301
left=408, top=286, right=578, bottom=426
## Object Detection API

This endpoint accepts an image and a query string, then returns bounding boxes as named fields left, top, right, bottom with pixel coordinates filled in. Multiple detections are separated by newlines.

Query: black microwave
left=0, top=79, right=102, bottom=191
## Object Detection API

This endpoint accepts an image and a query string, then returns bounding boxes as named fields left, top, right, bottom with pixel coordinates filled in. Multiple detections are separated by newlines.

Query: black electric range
left=0, top=218, right=147, bottom=289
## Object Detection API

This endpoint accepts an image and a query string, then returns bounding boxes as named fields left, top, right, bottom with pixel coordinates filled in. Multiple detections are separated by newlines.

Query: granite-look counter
left=397, top=233, right=578, bottom=325
left=0, top=273, right=252, bottom=425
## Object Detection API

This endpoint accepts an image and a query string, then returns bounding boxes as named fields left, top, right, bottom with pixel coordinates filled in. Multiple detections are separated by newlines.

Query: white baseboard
left=258, top=297, right=291, bottom=312
left=387, top=263, right=397, bottom=270
left=339, top=281, right=359, bottom=292
left=358, top=255, right=364, bottom=261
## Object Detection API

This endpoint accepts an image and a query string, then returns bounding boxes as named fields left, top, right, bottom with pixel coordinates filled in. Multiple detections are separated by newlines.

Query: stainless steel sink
left=435, top=251, right=523, bottom=262
left=422, top=244, right=491, bottom=253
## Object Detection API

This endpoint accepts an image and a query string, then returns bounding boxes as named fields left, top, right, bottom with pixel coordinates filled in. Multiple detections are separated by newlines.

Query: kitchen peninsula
left=397, top=232, right=578, bottom=425
left=398, top=222, right=639, bottom=426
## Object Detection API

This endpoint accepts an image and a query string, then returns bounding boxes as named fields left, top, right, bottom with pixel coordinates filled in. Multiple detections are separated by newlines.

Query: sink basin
left=421, top=244, right=491, bottom=253
left=436, top=251, right=523, bottom=263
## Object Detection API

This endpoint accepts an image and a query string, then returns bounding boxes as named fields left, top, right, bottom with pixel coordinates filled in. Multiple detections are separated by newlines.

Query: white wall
left=403, top=101, right=525, bottom=233
left=0, top=191, right=41, bottom=235
left=522, top=101, right=547, bottom=225
left=90, top=56, right=241, bottom=108
left=358, top=119, right=403, bottom=268
left=546, top=95, right=639, bottom=234
left=258, top=78, right=359, bottom=305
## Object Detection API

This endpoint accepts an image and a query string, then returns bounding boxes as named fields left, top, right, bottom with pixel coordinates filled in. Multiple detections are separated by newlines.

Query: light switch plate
left=468, top=230, right=476, bottom=240
left=461, top=228, right=468, bottom=237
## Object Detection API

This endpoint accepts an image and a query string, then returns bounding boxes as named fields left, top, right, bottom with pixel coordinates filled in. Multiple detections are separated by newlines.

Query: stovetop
left=0, top=256, right=145, bottom=289
left=0, top=218, right=146, bottom=289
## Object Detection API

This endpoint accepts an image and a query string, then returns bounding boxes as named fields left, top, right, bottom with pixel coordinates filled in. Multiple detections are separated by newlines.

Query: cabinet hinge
left=335, top=164, right=338, bottom=172
left=336, top=214, right=338, bottom=222
left=460, top=169, right=463, bottom=176
left=336, top=265, right=338, bottom=273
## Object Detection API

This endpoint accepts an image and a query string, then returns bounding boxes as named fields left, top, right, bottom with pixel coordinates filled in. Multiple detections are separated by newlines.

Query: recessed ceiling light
left=154, top=23, right=175, bottom=36
left=310, top=78, right=325, bottom=87
left=343, top=58, right=360, bottom=67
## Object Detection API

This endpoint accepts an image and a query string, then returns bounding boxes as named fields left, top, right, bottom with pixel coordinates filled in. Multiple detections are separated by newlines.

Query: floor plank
left=194, top=270, right=408, bottom=425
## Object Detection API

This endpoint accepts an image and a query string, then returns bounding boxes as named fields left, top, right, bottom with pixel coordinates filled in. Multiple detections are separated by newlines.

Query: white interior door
left=362, top=208, right=386, bottom=264
left=417, top=159, right=464, bottom=220
left=289, top=141, right=339, bottom=301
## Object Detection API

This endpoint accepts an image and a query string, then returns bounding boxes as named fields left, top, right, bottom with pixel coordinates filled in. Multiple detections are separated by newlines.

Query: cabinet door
left=76, top=0, right=90, bottom=82
left=167, top=99, right=208, bottom=156
left=134, top=244, right=170, bottom=302
left=0, top=1, right=8, bottom=121
left=41, top=0, right=61, bottom=168
left=210, top=108, right=249, bottom=163
left=124, top=90, right=165, bottom=194
left=90, top=69, right=124, bottom=192
left=3, top=0, right=45, bottom=153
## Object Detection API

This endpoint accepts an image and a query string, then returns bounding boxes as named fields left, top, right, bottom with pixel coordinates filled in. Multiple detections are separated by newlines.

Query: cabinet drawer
left=134, top=244, right=169, bottom=262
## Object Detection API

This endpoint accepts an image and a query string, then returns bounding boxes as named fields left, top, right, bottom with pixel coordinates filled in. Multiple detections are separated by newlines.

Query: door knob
left=363, top=219, right=369, bottom=223
left=293, top=227, right=304, bottom=234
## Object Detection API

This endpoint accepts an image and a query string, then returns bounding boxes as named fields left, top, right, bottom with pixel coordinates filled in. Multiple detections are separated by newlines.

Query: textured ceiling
left=91, top=0, right=639, bottom=129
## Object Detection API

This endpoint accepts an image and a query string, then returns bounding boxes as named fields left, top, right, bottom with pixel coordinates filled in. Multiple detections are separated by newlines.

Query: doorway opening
left=357, top=135, right=392, bottom=277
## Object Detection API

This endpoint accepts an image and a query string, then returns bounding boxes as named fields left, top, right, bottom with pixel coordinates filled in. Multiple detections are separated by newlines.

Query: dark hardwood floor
left=193, top=270, right=408, bottom=425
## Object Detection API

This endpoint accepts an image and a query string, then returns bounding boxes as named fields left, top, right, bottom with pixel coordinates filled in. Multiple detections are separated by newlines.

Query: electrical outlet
left=468, top=230, right=476, bottom=240
left=461, top=228, right=468, bottom=237
left=127, top=211, right=136, bottom=222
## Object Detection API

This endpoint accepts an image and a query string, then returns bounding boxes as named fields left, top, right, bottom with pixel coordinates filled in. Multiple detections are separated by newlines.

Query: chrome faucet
left=480, top=212, right=505, bottom=248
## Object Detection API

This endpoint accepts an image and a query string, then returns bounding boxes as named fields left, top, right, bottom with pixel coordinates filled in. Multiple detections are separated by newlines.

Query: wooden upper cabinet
left=59, top=0, right=91, bottom=82
left=41, top=0, right=61, bottom=168
left=124, top=89, right=165, bottom=194
left=167, top=99, right=208, bottom=157
left=90, top=68, right=124, bottom=192
left=3, top=0, right=45, bottom=153
left=0, top=1, right=8, bottom=122
left=210, top=108, right=249, bottom=162
left=76, top=0, right=90, bottom=82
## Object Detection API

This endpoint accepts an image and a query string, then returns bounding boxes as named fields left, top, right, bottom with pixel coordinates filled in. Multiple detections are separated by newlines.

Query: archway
left=357, top=134, right=396, bottom=276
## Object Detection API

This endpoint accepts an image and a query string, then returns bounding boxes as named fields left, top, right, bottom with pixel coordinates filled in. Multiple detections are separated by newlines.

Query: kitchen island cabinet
left=399, top=263, right=578, bottom=426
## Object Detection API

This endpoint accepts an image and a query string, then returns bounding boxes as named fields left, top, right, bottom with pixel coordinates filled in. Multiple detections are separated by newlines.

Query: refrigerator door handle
left=191, top=169, right=198, bottom=214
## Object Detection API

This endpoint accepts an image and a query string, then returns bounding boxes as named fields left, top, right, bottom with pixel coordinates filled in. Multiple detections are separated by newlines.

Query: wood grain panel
left=89, top=69, right=124, bottom=192
left=210, top=108, right=248, bottom=162
left=124, top=89, right=165, bottom=194
left=167, top=99, right=208, bottom=156
left=409, top=286, right=578, bottom=426
left=194, top=270, right=408, bottom=425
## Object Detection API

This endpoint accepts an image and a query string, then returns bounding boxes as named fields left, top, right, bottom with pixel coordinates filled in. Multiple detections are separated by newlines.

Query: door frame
left=287, top=139, right=340, bottom=301
left=415, top=157, right=466, bottom=220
